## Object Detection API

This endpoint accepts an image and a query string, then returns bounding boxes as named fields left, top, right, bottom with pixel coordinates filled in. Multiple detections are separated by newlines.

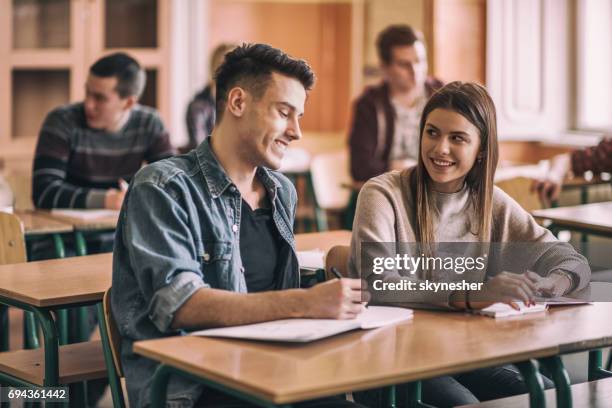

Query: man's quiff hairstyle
left=89, top=52, right=146, bottom=99
left=377, top=24, right=421, bottom=65
left=214, top=43, right=315, bottom=122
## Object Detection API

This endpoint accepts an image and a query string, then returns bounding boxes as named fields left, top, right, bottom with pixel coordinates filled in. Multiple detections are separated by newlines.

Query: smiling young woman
left=348, top=81, right=590, bottom=406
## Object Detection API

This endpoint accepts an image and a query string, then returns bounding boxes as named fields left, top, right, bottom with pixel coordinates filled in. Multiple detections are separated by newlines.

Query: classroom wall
left=208, top=0, right=354, bottom=132
left=361, top=0, right=487, bottom=88
left=429, top=0, right=486, bottom=84
left=363, top=0, right=425, bottom=67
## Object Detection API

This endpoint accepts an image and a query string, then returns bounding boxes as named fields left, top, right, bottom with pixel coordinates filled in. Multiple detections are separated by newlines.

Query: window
left=575, top=0, right=612, bottom=131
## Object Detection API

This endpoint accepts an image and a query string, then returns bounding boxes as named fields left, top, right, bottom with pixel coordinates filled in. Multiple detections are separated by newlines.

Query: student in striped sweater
left=31, top=52, right=175, bottom=255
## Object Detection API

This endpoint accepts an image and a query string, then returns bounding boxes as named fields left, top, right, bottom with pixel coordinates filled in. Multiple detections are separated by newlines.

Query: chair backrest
left=103, top=289, right=123, bottom=378
left=325, top=245, right=350, bottom=280
left=0, top=212, right=27, bottom=264
left=495, top=176, right=542, bottom=213
left=100, top=288, right=127, bottom=407
left=3, top=168, right=33, bottom=211
left=310, top=150, right=352, bottom=211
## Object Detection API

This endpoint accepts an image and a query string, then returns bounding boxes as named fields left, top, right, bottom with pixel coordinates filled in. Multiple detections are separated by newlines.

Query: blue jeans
left=354, top=364, right=554, bottom=407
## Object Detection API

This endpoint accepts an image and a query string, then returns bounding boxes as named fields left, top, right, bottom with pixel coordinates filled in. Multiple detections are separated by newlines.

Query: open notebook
left=296, top=249, right=325, bottom=271
left=191, top=306, right=413, bottom=342
left=476, top=297, right=592, bottom=319
left=50, top=209, right=119, bottom=221
left=475, top=302, right=548, bottom=318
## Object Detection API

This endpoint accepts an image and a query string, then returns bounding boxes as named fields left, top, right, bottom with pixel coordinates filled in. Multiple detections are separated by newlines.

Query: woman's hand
left=526, top=271, right=572, bottom=298
left=470, top=271, right=539, bottom=310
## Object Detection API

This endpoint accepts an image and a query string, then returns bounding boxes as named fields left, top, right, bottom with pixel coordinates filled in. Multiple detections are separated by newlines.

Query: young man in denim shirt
left=112, top=44, right=368, bottom=408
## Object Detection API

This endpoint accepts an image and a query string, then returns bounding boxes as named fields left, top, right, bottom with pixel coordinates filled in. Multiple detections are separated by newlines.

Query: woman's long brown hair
left=414, top=82, right=499, bottom=273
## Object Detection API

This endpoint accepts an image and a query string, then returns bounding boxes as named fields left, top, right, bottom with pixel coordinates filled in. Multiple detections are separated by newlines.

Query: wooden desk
left=0, top=253, right=112, bottom=308
left=532, top=202, right=612, bottom=238
left=37, top=210, right=119, bottom=256
left=0, top=253, right=111, bottom=387
left=134, top=302, right=612, bottom=407
left=295, top=230, right=352, bottom=253
left=14, top=210, right=73, bottom=236
left=14, top=209, right=74, bottom=260
left=42, top=210, right=119, bottom=232
left=562, top=175, right=610, bottom=189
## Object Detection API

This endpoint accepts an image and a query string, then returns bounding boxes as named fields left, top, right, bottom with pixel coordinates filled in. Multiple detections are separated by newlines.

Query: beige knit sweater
left=348, top=168, right=591, bottom=307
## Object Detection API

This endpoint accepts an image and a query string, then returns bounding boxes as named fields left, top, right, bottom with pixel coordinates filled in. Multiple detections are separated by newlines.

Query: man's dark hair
left=214, top=43, right=315, bottom=122
left=90, top=52, right=146, bottom=99
left=377, top=25, right=420, bottom=65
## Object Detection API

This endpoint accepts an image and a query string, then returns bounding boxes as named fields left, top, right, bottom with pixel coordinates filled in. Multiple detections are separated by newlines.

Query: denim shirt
left=111, top=139, right=299, bottom=408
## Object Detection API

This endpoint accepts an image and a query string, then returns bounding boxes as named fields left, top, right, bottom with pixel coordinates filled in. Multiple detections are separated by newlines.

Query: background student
left=31, top=53, right=175, bottom=405
left=349, top=82, right=590, bottom=406
left=533, top=137, right=612, bottom=204
left=185, top=43, right=237, bottom=150
left=348, top=25, right=443, bottom=182
left=32, top=52, right=175, bottom=255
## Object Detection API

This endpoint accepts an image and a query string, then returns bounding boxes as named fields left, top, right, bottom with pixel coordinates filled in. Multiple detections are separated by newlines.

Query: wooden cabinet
left=0, top=0, right=170, bottom=157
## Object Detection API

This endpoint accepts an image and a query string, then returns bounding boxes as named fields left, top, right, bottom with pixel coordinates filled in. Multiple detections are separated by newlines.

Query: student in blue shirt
left=112, top=44, right=369, bottom=408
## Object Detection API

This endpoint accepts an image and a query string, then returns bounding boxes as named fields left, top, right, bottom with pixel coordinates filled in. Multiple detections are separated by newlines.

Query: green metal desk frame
left=146, top=358, right=561, bottom=408
left=0, top=295, right=100, bottom=407
left=546, top=223, right=612, bottom=373
left=73, top=229, right=114, bottom=343
left=1, top=233, right=69, bottom=353
left=23, top=233, right=69, bottom=350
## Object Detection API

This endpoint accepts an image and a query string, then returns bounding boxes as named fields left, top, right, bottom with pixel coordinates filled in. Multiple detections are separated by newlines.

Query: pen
left=331, top=266, right=369, bottom=308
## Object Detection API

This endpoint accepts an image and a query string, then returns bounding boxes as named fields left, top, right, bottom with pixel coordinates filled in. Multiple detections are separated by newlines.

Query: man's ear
left=122, top=95, right=137, bottom=111
left=226, top=87, right=247, bottom=118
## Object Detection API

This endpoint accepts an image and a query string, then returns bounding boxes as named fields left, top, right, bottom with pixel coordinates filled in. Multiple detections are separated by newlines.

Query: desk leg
left=516, top=360, right=546, bottom=408
left=22, top=239, right=39, bottom=350
left=30, top=308, right=59, bottom=386
left=51, top=234, right=69, bottom=346
left=0, top=305, right=7, bottom=352
left=73, top=231, right=91, bottom=344
left=52, top=234, right=66, bottom=259
left=404, top=381, right=436, bottom=408
left=150, top=364, right=172, bottom=408
left=385, top=385, right=396, bottom=408
left=34, top=308, right=72, bottom=408
left=23, top=312, right=40, bottom=349
left=588, top=350, right=612, bottom=380
left=539, top=356, right=571, bottom=408
left=74, top=231, right=87, bottom=256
